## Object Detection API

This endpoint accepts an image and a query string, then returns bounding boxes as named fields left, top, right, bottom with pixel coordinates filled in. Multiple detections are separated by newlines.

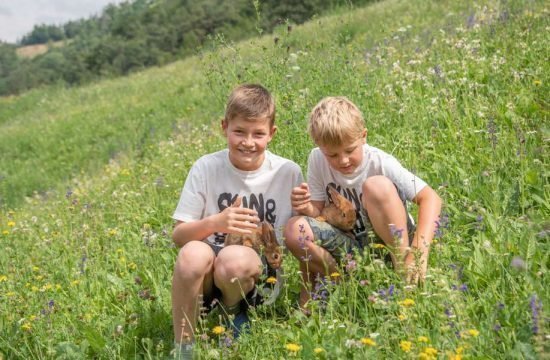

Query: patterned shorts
left=304, top=210, right=415, bottom=263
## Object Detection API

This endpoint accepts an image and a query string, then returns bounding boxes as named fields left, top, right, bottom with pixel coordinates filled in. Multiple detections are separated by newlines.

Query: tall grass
left=0, top=0, right=548, bottom=358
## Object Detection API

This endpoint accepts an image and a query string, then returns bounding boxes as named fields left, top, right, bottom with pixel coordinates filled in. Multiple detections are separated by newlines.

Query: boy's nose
left=241, top=136, right=254, bottom=147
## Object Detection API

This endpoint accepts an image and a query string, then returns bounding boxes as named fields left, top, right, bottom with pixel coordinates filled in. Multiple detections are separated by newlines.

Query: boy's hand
left=291, top=183, right=315, bottom=215
left=213, top=205, right=260, bottom=235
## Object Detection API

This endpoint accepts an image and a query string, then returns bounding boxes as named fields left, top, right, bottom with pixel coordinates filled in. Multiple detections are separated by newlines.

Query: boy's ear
left=221, top=118, right=228, bottom=135
left=361, top=129, right=367, bottom=142
left=268, top=125, right=278, bottom=141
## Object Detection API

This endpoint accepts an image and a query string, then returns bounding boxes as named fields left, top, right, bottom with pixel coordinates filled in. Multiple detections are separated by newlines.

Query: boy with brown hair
left=284, top=96, right=442, bottom=310
left=171, top=84, right=303, bottom=358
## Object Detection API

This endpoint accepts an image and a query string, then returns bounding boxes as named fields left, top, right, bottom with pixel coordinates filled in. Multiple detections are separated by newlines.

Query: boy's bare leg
left=172, top=241, right=215, bottom=344
left=214, top=245, right=262, bottom=309
left=362, top=176, right=409, bottom=275
left=284, top=216, right=338, bottom=310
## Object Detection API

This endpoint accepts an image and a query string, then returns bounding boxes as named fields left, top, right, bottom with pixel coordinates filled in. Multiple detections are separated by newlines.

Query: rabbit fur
left=224, top=196, right=282, bottom=269
left=316, top=186, right=357, bottom=233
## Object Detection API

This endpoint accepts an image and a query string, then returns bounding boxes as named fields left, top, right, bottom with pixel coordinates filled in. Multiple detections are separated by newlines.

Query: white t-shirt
left=307, top=144, right=427, bottom=236
left=173, top=149, right=304, bottom=246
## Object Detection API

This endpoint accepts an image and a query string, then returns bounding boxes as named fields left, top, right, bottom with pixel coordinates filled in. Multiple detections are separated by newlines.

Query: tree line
left=0, top=0, right=373, bottom=96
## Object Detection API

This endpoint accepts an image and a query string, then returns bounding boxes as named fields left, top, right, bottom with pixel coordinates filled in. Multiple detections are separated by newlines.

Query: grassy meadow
left=0, top=0, right=548, bottom=358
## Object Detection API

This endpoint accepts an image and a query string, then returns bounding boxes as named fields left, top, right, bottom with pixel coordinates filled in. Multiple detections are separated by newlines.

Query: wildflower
left=330, top=272, right=341, bottom=279
left=399, top=298, right=415, bottom=307
left=285, top=343, right=301, bottom=353
left=0, top=275, right=7, bottom=282
left=128, top=262, right=137, bottom=270
left=314, top=347, right=324, bottom=354
left=71, top=280, right=80, bottom=286
left=398, top=314, right=407, bottom=321
left=212, top=326, right=225, bottom=335
left=360, top=337, right=376, bottom=346
left=423, top=347, right=438, bottom=356
left=1, top=230, right=8, bottom=235
left=400, top=340, right=412, bottom=352
left=533, top=80, right=542, bottom=86
left=417, top=336, right=429, bottom=343
left=372, top=243, right=385, bottom=249
left=109, top=229, right=118, bottom=236
left=530, top=294, right=542, bottom=335
left=266, top=276, right=277, bottom=284
left=21, top=322, right=32, bottom=331
left=7, top=221, right=15, bottom=227
left=467, top=329, right=479, bottom=337
left=510, top=256, right=526, bottom=270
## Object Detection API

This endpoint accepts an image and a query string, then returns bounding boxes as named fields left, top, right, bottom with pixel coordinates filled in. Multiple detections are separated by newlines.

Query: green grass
left=0, top=0, right=548, bottom=358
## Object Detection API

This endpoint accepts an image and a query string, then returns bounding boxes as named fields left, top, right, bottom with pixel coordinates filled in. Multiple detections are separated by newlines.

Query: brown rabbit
left=224, top=197, right=283, bottom=269
left=316, top=186, right=356, bottom=232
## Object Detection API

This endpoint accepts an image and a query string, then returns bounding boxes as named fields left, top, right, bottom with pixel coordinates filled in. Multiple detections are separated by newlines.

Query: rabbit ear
left=231, top=196, right=242, bottom=207
left=261, top=222, right=276, bottom=243
left=328, top=186, right=342, bottom=207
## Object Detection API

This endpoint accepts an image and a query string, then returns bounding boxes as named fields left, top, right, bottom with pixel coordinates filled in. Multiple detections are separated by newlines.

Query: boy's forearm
left=411, top=189, right=442, bottom=255
left=172, top=216, right=218, bottom=248
left=298, top=202, right=321, bottom=218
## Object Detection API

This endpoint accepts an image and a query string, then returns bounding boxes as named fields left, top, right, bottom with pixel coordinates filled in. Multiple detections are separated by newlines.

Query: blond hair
left=308, top=96, right=365, bottom=146
left=225, top=84, right=275, bottom=125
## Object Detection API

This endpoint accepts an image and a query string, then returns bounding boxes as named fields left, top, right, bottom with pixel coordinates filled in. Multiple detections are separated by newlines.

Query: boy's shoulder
left=265, top=150, right=302, bottom=172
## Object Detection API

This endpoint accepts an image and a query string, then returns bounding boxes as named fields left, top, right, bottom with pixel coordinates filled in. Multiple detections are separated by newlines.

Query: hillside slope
left=0, top=0, right=547, bottom=358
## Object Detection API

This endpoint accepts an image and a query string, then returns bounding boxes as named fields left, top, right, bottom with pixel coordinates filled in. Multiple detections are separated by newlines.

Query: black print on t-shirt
left=213, top=192, right=277, bottom=244
left=326, top=182, right=366, bottom=235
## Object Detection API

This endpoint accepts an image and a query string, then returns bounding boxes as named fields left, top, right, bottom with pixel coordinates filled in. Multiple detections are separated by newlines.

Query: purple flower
left=511, top=256, right=526, bottom=270
left=530, top=294, right=542, bottom=335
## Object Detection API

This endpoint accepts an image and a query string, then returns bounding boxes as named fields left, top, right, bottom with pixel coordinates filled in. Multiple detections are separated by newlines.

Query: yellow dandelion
left=449, top=354, right=462, bottom=360
left=212, top=326, right=225, bottom=335
left=423, top=347, right=438, bottom=356
left=398, top=313, right=407, bottom=321
left=32, top=266, right=40, bottom=272
left=330, top=272, right=341, bottom=279
left=400, top=340, right=412, bottom=352
left=21, top=322, right=32, bottom=331
left=533, top=80, right=542, bottom=86
left=285, top=343, right=302, bottom=352
left=0, top=275, right=7, bottom=282
left=361, top=337, right=377, bottom=346
left=417, top=336, right=429, bottom=343
left=467, top=329, right=479, bottom=337
left=2, top=230, right=8, bottom=235
left=128, top=262, right=137, bottom=270
left=109, top=229, right=118, bottom=236
left=6, top=291, right=15, bottom=297
left=29, top=315, right=37, bottom=321
left=372, top=243, right=385, bottom=249
left=314, top=347, right=324, bottom=354
left=71, top=279, right=81, bottom=286
left=266, top=276, right=277, bottom=284
left=399, top=298, right=415, bottom=307
left=116, top=248, right=124, bottom=254
left=456, top=347, right=464, bottom=354
left=7, top=221, right=15, bottom=227
left=31, top=286, right=39, bottom=292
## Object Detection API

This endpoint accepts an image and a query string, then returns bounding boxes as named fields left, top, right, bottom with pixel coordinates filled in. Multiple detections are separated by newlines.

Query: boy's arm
left=172, top=207, right=260, bottom=248
left=406, top=186, right=442, bottom=283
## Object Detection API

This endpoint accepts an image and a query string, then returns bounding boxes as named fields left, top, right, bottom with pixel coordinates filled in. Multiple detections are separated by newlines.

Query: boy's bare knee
left=283, top=216, right=309, bottom=250
left=362, top=176, right=397, bottom=204
left=214, top=246, right=261, bottom=282
left=174, top=241, right=214, bottom=280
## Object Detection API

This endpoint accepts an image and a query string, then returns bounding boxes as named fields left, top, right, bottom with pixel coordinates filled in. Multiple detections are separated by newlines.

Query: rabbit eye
left=342, top=213, right=346, bottom=218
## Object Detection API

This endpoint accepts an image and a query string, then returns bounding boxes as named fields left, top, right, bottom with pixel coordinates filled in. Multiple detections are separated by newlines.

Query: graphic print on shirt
left=213, top=192, right=277, bottom=244
left=326, top=183, right=366, bottom=236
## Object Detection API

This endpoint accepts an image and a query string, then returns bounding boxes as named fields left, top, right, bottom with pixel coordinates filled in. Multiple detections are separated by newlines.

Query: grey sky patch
left=0, top=0, right=121, bottom=43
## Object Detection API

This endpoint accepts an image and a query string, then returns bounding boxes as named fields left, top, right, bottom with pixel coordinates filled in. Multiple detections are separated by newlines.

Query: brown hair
left=308, top=96, right=365, bottom=146
left=224, top=84, right=275, bottom=125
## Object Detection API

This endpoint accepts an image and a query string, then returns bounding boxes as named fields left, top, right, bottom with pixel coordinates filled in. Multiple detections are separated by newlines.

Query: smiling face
left=319, top=133, right=366, bottom=175
left=222, top=116, right=276, bottom=171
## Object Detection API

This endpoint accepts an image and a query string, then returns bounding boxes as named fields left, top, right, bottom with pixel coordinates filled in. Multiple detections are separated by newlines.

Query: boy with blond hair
left=284, top=96, right=442, bottom=309
left=171, top=84, right=303, bottom=358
